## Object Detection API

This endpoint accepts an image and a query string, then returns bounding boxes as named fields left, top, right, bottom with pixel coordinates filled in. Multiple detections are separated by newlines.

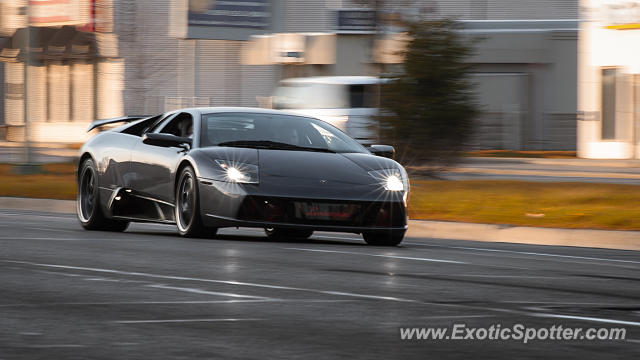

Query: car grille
left=237, top=196, right=406, bottom=228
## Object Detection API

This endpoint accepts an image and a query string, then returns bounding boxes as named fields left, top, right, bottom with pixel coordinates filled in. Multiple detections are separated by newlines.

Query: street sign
left=188, top=0, right=270, bottom=29
left=336, top=9, right=376, bottom=33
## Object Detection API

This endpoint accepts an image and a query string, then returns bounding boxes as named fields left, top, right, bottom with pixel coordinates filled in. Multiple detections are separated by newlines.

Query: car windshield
left=200, top=112, right=368, bottom=154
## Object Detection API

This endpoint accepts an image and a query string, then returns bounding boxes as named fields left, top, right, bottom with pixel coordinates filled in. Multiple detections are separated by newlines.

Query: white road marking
left=0, top=237, right=86, bottom=241
left=35, top=270, right=87, bottom=278
left=381, top=314, right=495, bottom=325
left=146, top=284, right=272, bottom=300
left=27, top=227, right=77, bottom=233
left=502, top=300, right=634, bottom=306
left=0, top=299, right=354, bottom=307
left=453, top=275, right=569, bottom=279
left=314, top=291, right=413, bottom=302
left=405, top=243, right=640, bottom=265
left=0, top=236, right=152, bottom=242
left=535, top=313, right=640, bottom=327
left=285, top=247, right=466, bottom=264
left=33, top=269, right=148, bottom=284
left=114, top=318, right=262, bottom=324
left=2, top=260, right=415, bottom=302
left=626, top=339, right=640, bottom=344
left=26, top=344, right=86, bottom=348
left=85, top=277, right=123, bottom=282
left=417, top=314, right=494, bottom=319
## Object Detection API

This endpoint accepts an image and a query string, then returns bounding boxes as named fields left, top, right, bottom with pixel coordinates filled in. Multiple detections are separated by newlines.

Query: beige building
left=1, top=0, right=585, bottom=151
left=0, top=0, right=120, bottom=142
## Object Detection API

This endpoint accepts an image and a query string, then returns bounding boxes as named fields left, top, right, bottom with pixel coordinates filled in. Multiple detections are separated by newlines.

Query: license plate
left=294, top=202, right=359, bottom=221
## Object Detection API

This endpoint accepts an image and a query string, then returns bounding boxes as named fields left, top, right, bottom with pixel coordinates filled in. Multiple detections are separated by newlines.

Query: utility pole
left=14, top=1, right=39, bottom=174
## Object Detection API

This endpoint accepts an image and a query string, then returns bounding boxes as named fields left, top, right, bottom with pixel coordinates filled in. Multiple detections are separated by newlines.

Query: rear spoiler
left=87, top=115, right=152, bottom=132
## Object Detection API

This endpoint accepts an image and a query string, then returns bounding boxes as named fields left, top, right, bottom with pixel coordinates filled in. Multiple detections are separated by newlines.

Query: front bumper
left=198, top=178, right=408, bottom=233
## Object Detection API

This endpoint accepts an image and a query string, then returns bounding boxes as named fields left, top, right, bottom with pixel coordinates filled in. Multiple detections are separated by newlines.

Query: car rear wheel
left=362, top=230, right=404, bottom=246
left=264, top=228, right=313, bottom=240
left=77, top=158, right=129, bottom=231
left=175, top=166, right=217, bottom=238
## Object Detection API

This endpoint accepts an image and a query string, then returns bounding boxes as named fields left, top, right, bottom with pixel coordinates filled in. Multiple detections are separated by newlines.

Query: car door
left=129, top=111, right=195, bottom=204
left=92, top=131, right=141, bottom=206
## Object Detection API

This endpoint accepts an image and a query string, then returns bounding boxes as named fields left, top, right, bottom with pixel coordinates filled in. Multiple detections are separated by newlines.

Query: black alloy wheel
left=77, top=158, right=128, bottom=231
left=175, top=166, right=217, bottom=238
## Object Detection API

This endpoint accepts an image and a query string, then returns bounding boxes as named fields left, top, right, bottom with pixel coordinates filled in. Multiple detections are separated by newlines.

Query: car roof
left=279, top=76, right=381, bottom=85
left=176, top=107, right=316, bottom=118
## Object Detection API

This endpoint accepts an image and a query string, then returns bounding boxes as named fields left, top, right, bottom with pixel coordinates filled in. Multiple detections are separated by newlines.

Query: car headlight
left=368, top=169, right=407, bottom=191
left=210, top=160, right=259, bottom=184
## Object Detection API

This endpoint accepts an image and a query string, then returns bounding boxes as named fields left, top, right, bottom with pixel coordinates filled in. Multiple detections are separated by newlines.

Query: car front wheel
left=175, top=166, right=217, bottom=238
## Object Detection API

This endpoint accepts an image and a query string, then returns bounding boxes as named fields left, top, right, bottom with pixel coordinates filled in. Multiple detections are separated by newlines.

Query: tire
left=362, top=230, right=405, bottom=246
left=175, top=166, right=217, bottom=238
left=77, top=158, right=129, bottom=232
left=264, top=228, right=313, bottom=241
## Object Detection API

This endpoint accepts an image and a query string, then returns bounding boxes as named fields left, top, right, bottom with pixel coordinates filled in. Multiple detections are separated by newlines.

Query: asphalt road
left=0, top=209, right=639, bottom=359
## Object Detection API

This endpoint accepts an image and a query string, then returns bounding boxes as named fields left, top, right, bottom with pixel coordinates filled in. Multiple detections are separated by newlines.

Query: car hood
left=192, top=147, right=401, bottom=188
left=259, top=150, right=398, bottom=185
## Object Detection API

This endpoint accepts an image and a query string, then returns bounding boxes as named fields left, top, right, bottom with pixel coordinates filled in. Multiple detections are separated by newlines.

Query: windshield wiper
left=217, top=140, right=335, bottom=153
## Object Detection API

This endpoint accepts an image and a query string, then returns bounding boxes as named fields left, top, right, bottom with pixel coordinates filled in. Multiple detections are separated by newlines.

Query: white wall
left=578, top=0, right=640, bottom=159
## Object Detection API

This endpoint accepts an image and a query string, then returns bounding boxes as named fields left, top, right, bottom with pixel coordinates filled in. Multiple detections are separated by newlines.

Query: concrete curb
left=464, top=157, right=640, bottom=168
left=1, top=197, right=638, bottom=251
left=0, top=197, right=75, bottom=214
left=406, top=220, right=640, bottom=251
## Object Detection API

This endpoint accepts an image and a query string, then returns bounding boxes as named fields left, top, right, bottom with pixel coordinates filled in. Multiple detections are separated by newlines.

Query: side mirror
left=368, top=145, right=395, bottom=159
left=143, top=133, right=192, bottom=148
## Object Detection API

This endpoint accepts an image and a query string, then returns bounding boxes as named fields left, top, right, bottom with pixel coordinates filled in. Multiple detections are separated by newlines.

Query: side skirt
left=107, top=187, right=176, bottom=224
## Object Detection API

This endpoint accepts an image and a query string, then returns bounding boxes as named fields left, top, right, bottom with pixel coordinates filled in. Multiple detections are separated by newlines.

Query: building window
left=601, top=68, right=618, bottom=140
left=6, top=83, right=23, bottom=100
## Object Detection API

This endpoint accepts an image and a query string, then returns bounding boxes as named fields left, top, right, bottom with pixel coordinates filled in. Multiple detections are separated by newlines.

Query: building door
left=470, top=73, right=529, bottom=150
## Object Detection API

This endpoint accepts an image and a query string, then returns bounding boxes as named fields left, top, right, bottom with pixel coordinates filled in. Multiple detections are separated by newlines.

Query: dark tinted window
left=146, top=113, right=174, bottom=134
left=200, top=112, right=367, bottom=154
left=121, top=114, right=163, bottom=136
left=158, top=113, right=194, bottom=138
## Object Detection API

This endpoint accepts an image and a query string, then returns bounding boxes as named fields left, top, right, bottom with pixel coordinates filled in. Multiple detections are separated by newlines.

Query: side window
left=157, top=113, right=194, bottom=138
left=145, top=113, right=174, bottom=134
left=120, top=114, right=163, bottom=136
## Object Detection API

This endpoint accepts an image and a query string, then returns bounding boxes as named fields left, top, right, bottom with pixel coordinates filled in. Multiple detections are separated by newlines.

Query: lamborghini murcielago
left=77, top=108, right=409, bottom=246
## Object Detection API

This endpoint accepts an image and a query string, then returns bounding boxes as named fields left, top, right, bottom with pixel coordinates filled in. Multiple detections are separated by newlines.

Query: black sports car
left=77, top=107, right=409, bottom=246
